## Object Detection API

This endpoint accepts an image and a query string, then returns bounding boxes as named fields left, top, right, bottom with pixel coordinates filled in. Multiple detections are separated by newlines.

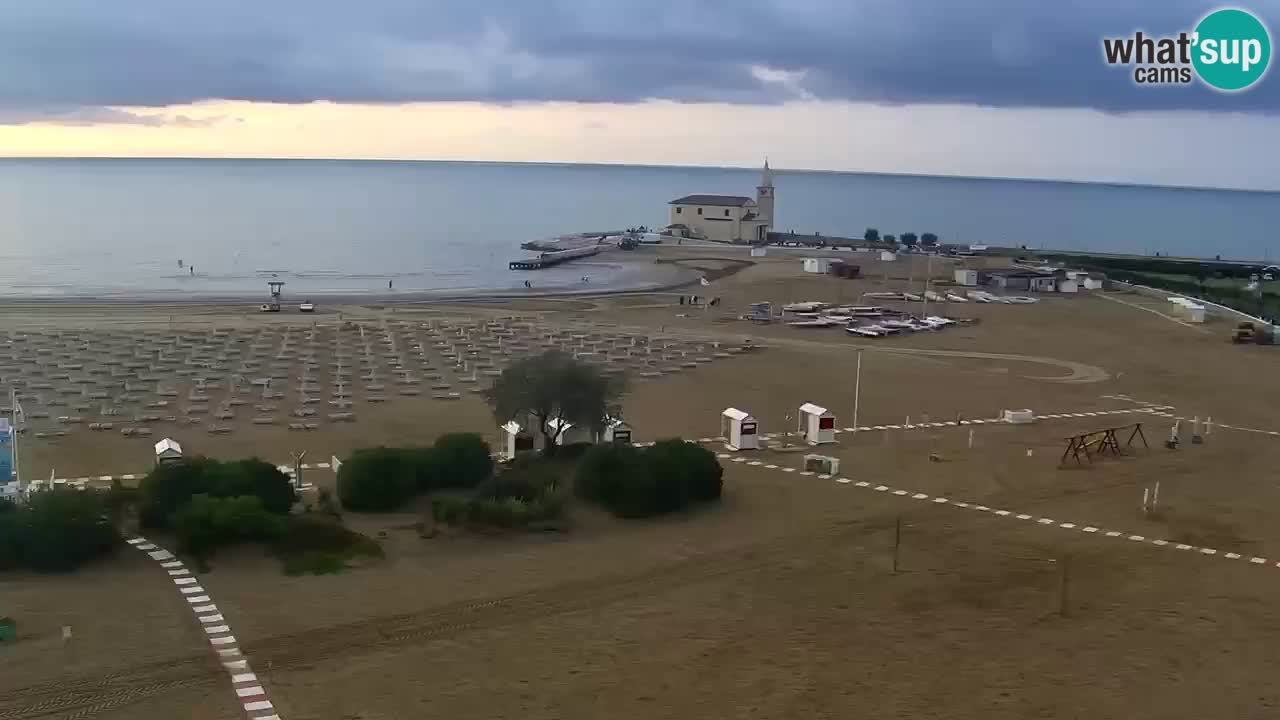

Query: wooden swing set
left=1060, top=422, right=1148, bottom=467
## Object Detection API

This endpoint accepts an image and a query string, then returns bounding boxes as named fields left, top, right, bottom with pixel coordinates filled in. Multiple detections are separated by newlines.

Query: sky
left=0, top=1, right=1277, bottom=189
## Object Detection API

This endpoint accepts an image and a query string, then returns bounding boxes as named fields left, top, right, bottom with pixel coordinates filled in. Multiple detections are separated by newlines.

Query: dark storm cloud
left=0, top=0, right=1275, bottom=123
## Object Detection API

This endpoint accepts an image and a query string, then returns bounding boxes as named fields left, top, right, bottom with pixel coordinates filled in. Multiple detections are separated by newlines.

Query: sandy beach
left=4, top=244, right=1280, bottom=720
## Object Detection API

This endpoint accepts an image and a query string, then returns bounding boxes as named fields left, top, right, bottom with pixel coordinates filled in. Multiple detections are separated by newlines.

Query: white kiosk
left=154, top=438, right=183, bottom=465
left=500, top=420, right=535, bottom=461
left=798, top=403, right=836, bottom=445
left=721, top=408, right=759, bottom=451
left=603, top=418, right=633, bottom=445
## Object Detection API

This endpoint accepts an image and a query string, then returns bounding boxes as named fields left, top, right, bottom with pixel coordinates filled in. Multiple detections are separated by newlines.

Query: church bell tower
left=756, top=158, right=775, bottom=227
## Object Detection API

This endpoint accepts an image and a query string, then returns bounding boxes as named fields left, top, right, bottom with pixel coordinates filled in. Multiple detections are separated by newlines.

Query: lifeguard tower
left=261, top=281, right=284, bottom=313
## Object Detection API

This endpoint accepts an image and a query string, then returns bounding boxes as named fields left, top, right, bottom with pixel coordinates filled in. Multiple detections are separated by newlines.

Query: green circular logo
left=1192, top=8, right=1271, bottom=91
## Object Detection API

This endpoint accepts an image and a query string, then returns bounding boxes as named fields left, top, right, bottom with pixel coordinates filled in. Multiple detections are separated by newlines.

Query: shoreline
left=0, top=250, right=735, bottom=308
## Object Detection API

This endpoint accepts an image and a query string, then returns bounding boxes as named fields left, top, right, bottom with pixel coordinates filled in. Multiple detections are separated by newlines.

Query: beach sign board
left=0, top=419, right=12, bottom=483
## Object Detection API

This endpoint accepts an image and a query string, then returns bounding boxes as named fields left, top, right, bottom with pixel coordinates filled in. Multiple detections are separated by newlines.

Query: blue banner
left=0, top=427, right=12, bottom=483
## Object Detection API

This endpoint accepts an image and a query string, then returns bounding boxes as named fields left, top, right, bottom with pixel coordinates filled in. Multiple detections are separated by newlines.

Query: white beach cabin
left=499, top=420, right=536, bottom=461
left=954, top=269, right=979, bottom=287
left=721, top=407, right=759, bottom=451
left=602, top=418, right=633, bottom=445
left=879, top=251, right=897, bottom=262
left=154, top=438, right=183, bottom=465
left=802, top=258, right=833, bottom=274
left=798, top=402, right=836, bottom=445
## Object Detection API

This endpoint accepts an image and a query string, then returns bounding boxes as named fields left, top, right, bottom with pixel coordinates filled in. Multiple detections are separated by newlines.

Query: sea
left=1, top=158, right=1276, bottom=299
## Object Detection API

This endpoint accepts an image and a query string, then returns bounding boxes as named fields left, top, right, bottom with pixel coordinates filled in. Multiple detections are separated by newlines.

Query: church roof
left=670, top=194, right=754, bottom=207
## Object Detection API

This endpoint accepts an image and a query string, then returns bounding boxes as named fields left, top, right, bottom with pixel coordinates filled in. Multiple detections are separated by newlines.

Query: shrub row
left=431, top=457, right=565, bottom=529
left=0, top=490, right=120, bottom=572
left=171, top=493, right=382, bottom=572
left=574, top=439, right=723, bottom=518
left=140, top=457, right=295, bottom=528
left=337, top=433, right=493, bottom=513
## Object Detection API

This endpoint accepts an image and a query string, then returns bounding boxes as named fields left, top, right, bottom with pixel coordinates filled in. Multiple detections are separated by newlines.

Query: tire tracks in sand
left=595, top=323, right=1111, bottom=384
left=0, top=516, right=899, bottom=720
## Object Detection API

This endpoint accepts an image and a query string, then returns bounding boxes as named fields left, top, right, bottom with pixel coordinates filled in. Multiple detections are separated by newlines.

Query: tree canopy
left=900, top=232, right=919, bottom=247
left=864, top=228, right=880, bottom=243
left=921, top=232, right=939, bottom=246
left=484, top=351, right=625, bottom=454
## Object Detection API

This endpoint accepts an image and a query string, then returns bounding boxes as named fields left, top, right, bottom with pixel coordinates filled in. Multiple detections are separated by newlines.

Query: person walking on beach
left=388, top=279, right=393, bottom=290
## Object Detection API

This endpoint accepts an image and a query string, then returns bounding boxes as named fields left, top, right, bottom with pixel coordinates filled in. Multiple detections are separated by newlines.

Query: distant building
left=982, top=269, right=1058, bottom=292
left=665, top=160, right=775, bottom=243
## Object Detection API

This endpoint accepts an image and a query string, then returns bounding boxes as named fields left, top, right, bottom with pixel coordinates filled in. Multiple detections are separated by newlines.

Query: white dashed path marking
left=736, top=454, right=1266, bottom=575
left=126, top=537, right=282, bottom=719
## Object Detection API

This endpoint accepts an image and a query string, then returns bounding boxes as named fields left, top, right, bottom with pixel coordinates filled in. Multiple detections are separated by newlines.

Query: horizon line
left=0, top=155, right=1276, bottom=195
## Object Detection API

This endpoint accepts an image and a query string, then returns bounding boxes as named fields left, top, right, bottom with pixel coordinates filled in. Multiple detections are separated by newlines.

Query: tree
left=921, top=232, right=939, bottom=247
left=900, top=232, right=919, bottom=247
left=484, top=351, right=625, bottom=456
left=864, top=228, right=880, bottom=243
left=884, top=234, right=896, bottom=244
left=336, top=447, right=418, bottom=512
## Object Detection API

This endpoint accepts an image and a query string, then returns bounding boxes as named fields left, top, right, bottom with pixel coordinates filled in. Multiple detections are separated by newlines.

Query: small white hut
left=879, top=250, right=897, bottom=262
left=721, top=407, right=759, bottom=451
left=798, top=402, right=836, bottom=445
left=500, top=420, right=536, bottom=461
left=602, top=418, right=633, bottom=444
left=154, top=438, right=183, bottom=465
left=803, top=258, right=833, bottom=274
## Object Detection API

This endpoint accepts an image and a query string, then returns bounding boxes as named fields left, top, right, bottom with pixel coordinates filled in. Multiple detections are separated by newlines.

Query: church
left=665, top=160, right=774, bottom=244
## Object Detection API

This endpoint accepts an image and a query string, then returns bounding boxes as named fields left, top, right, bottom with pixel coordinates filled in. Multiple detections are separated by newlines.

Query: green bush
left=139, top=457, right=295, bottom=528
left=429, top=433, right=494, bottom=489
left=647, top=439, right=724, bottom=503
left=575, top=439, right=724, bottom=519
left=274, top=515, right=382, bottom=575
left=0, top=489, right=120, bottom=572
left=216, top=459, right=297, bottom=514
left=172, top=495, right=284, bottom=559
left=431, top=495, right=470, bottom=525
left=336, top=447, right=418, bottom=512
left=432, top=458, right=565, bottom=530
left=574, top=443, right=650, bottom=514
left=337, top=434, right=494, bottom=511
left=477, top=459, right=558, bottom=502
